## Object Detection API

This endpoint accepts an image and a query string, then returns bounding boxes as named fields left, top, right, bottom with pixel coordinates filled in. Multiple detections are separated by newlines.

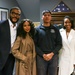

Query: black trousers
left=0, top=54, right=15, bottom=75
left=36, top=54, right=58, bottom=75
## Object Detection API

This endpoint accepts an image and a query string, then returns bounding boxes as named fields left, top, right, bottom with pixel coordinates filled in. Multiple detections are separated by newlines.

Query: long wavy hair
left=17, top=19, right=35, bottom=39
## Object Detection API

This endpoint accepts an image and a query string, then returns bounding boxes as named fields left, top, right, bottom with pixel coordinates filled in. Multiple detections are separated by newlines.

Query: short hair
left=42, top=10, right=51, bottom=15
left=10, top=7, right=21, bottom=13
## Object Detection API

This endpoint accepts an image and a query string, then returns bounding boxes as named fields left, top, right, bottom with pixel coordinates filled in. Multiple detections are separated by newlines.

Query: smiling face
left=23, top=21, right=31, bottom=33
left=9, top=8, right=21, bottom=24
left=64, top=18, right=72, bottom=31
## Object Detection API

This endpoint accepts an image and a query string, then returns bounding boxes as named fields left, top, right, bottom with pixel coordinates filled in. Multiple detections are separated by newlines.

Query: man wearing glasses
left=0, top=7, right=21, bottom=75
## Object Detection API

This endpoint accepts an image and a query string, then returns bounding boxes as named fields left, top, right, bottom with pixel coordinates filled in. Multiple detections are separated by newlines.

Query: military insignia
left=51, top=29, right=55, bottom=33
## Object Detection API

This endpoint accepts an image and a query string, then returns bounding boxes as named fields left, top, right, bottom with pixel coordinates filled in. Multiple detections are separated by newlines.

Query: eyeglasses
left=11, top=12, right=21, bottom=16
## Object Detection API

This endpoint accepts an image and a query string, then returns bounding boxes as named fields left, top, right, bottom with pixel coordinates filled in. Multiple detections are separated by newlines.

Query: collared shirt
left=8, top=19, right=17, bottom=48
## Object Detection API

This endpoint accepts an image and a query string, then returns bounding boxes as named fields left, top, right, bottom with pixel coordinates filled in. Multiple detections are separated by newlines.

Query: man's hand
left=46, top=52, right=54, bottom=61
left=43, top=52, right=54, bottom=61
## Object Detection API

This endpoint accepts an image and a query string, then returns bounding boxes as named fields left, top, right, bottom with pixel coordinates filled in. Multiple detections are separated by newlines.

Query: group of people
left=0, top=6, right=75, bottom=75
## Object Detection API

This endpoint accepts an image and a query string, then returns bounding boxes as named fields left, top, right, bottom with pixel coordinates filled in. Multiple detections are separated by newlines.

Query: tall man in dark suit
left=0, top=7, right=21, bottom=75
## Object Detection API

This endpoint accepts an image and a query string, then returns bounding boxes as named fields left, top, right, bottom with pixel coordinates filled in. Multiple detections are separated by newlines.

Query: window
left=0, top=7, right=8, bottom=21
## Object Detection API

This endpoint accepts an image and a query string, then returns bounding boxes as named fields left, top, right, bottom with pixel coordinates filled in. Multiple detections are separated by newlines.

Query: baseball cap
left=42, top=10, right=51, bottom=15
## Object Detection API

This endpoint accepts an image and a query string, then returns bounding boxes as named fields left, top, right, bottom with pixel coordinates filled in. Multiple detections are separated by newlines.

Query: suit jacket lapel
left=4, top=20, right=11, bottom=47
left=67, top=29, right=73, bottom=43
left=61, top=29, right=74, bottom=49
left=61, top=29, right=70, bottom=49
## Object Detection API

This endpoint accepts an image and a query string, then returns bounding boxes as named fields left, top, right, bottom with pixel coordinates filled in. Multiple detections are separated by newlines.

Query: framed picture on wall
left=33, top=22, right=40, bottom=27
left=0, top=7, right=9, bottom=21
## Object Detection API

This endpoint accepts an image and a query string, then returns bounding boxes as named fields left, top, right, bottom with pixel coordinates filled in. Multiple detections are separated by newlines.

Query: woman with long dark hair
left=12, top=19, right=36, bottom=75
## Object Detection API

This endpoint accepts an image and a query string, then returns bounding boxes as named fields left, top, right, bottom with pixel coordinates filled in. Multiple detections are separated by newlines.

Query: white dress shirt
left=8, top=19, right=17, bottom=48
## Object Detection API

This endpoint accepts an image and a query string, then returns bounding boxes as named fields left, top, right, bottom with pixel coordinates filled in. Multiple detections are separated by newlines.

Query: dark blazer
left=0, top=20, right=11, bottom=70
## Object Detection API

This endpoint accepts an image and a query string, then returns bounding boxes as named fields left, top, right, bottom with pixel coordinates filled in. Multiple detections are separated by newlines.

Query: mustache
left=12, top=17, right=18, bottom=19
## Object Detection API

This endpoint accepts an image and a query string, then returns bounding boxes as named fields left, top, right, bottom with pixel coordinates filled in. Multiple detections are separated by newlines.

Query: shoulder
left=71, top=29, right=75, bottom=34
left=0, top=20, right=8, bottom=26
left=71, top=29, right=75, bottom=32
left=35, top=25, right=42, bottom=33
left=59, top=28, right=64, bottom=33
left=0, top=20, right=8, bottom=24
left=35, top=25, right=41, bottom=29
left=16, top=36, right=22, bottom=41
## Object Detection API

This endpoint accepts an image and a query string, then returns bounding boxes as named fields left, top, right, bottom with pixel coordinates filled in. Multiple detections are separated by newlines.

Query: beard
left=10, top=17, right=19, bottom=23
